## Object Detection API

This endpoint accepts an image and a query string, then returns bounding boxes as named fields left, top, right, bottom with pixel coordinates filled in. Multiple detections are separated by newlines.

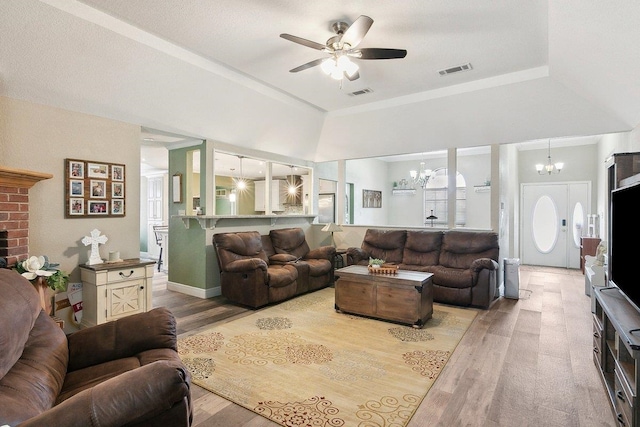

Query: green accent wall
left=168, top=144, right=209, bottom=289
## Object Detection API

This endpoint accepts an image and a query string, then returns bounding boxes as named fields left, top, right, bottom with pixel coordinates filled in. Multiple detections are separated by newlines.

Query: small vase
left=370, top=264, right=381, bottom=269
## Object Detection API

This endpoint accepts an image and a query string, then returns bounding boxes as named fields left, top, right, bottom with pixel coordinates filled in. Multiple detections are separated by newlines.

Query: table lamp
left=321, top=222, right=343, bottom=247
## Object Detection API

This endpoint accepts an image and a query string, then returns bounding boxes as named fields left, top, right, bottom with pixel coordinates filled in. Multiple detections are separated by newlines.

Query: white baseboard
left=167, top=280, right=221, bottom=299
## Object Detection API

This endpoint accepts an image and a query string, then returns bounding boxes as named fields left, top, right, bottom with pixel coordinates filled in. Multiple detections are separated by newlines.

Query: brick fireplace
left=0, top=166, right=53, bottom=267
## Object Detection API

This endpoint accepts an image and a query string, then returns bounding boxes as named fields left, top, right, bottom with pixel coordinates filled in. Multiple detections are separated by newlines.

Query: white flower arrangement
left=15, top=255, right=69, bottom=291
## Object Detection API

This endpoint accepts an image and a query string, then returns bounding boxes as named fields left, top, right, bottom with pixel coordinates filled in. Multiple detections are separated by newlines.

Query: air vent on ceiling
left=347, top=88, right=373, bottom=96
left=438, top=63, right=473, bottom=76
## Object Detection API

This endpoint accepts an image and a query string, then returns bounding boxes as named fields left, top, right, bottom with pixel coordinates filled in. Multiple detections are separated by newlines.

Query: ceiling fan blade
left=289, top=58, right=325, bottom=73
left=356, top=48, right=407, bottom=59
left=280, top=33, right=326, bottom=50
left=345, top=70, right=360, bottom=81
left=340, top=15, right=373, bottom=49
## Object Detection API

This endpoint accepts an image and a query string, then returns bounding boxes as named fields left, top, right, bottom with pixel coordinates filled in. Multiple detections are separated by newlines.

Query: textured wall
left=0, top=96, right=141, bottom=282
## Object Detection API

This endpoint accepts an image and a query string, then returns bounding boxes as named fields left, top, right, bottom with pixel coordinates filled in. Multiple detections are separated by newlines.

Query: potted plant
left=368, top=257, right=385, bottom=268
left=15, top=255, right=69, bottom=314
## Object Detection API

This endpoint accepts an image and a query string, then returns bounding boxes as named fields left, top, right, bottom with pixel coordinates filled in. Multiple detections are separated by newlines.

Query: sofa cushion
left=58, top=356, right=141, bottom=403
left=361, top=229, right=407, bottom=264
left=430, top=265, right=474, bottom=288
left=267, top=265, right=298, bottom=288
left=213, top=231, right=269, bottom=266
left=403, top=231, right=443, bottom=266
left=302, top=259, right=332, bottom=277
left=439, top=231, right=499, bottom=269
left=269, top=228, right=310, bottom=259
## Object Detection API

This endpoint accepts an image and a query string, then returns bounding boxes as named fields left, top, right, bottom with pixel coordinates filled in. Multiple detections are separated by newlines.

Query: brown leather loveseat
left=213, top=227, right=335, bottom=308
left=347, top=229, right=499, bottom=309
left=0, top=268, right=192, bottom=427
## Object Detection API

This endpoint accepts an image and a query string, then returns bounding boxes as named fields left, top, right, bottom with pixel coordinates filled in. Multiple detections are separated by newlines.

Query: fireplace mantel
left=0, top=166, right=53, bottom=188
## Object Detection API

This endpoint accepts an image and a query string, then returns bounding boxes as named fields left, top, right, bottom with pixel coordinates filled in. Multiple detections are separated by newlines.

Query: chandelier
left=536, top=140, right=564, bottom=175
left=409, top=161, right=433, bottom=188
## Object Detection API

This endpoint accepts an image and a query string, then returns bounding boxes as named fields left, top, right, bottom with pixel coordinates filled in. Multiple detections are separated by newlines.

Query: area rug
left=178, top=287, right=477, bottom=426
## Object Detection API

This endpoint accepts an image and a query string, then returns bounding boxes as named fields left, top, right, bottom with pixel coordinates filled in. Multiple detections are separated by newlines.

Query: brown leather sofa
left=213, top=228, right=335, bottom=308
left=346, top=229, right=500, bottom=309
left=0, top=268, right=192, bottom=427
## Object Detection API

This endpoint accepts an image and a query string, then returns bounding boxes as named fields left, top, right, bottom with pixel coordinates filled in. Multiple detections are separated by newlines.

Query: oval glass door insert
left=532, top=195, right=558, bottom=253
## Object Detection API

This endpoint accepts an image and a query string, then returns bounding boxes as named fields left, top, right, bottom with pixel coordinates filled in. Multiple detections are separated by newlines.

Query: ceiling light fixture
left=320, top=53, right=359, bottom=80
left=536, top=140, right=564, bottom=175
left=409, top=158, right=433, bottom=188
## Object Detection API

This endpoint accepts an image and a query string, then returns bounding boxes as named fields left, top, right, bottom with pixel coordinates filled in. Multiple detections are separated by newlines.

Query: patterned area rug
left=178, top=287, right=477, bottom=426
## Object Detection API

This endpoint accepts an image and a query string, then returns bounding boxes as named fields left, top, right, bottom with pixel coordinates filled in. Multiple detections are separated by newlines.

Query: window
left=423, top=168, right=466, bottom=226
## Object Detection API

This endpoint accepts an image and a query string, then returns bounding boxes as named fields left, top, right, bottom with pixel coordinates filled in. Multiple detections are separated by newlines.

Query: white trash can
left=504, top=258, right=520, bottom=299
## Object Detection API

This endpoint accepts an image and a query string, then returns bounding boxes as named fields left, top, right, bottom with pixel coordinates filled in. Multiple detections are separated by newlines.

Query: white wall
left=345, top=158, right=389, bottom=225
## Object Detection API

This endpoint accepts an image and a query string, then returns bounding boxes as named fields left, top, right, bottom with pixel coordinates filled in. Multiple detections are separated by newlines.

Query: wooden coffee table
left=334, top=265, right=433, bottom=328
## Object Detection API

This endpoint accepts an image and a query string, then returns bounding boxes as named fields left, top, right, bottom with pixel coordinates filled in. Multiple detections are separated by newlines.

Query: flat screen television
left=610, top=180, right=640, bottom=311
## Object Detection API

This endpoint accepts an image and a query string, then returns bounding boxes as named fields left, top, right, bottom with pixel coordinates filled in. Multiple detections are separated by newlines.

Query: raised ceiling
left=1, top=1, right=639, bottom=163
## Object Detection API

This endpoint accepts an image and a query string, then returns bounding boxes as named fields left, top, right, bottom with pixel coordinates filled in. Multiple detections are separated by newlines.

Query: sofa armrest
left=306, top=245, right=336, bottom=261
left=470, top=258, right=499, bottom=273
left=346, top=247, right=369, bottom=265
left=19, top=360, right=191, bottom=427
left=223, top=258, right=268, bottom=272
left=67, top=307, right=177, bottom=372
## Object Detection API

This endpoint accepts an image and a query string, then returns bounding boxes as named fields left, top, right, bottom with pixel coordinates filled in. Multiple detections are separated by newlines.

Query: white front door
left=521, top=182, right=590, bottom=268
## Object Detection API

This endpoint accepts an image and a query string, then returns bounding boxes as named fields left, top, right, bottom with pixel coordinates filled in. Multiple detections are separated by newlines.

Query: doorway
left=521, top=182, right=590, bottom=268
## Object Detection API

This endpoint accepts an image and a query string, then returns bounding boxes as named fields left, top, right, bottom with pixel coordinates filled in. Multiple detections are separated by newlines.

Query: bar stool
left=153, top=225, right=168, bottom=272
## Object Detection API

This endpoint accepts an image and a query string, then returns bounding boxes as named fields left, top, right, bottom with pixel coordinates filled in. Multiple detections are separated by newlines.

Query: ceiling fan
left=280, top=15, right=407, bottom=81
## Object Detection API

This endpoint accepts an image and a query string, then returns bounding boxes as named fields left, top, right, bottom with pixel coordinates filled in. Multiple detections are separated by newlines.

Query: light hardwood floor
left=152, top=265, right=616, bottom=427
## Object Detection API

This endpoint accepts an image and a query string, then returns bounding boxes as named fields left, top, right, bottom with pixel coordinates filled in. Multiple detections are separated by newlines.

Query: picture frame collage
left=65, top=158, right=126, bottom=218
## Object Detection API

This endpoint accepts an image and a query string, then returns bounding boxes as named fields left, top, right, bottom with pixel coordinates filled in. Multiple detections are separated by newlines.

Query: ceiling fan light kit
left=280, top=15, right=407, bottom=83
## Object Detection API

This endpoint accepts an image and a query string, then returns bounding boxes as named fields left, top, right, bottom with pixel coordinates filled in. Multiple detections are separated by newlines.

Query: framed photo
left=69, top=198, right=84, bottom=215
left=87, top=163, right=109, bottom=178
left=90, top=180, right=106, bottom=198
left=65, top=158, right=126, bottom=218
left=112, top=182, right=124, bottom=198
left=111, top=199, right=124, bottom=215
left=112, top=165, right=124, bottom=181
left=88, top=200, right=108, bottom=215
left=363, top=189, right=382, bottom=208
left=70, top=179, right=84, bottom=197
left=68, top=160, right=84, bottom=178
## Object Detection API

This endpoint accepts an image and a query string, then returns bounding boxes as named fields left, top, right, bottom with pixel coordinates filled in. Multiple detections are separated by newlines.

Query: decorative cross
left=82, top=228, right=108, bottom=265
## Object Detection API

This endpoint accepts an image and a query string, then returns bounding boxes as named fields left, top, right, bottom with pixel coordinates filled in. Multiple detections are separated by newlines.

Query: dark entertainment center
left=593, top=152, right=640, bottom=427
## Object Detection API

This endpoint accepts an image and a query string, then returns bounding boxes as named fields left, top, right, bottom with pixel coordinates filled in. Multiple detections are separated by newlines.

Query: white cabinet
left=254, top=180, right=288, bottom=211
left=80, top=259, right=155, bottom=328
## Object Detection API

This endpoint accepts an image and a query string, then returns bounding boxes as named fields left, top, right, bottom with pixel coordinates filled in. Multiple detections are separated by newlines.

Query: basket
left=368, top=264, right=399, bottom=275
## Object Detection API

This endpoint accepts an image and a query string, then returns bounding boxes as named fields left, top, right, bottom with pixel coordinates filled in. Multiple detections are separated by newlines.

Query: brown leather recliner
left=268, top=228, right=336, bottom=294
left=213, top=231, right=298, bottom=308
left=0, top=268, right=192, bottom=427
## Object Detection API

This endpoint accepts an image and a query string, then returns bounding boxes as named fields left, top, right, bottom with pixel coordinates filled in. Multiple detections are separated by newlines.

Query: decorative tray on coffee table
left=368, top=264, right=399, bottom=275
